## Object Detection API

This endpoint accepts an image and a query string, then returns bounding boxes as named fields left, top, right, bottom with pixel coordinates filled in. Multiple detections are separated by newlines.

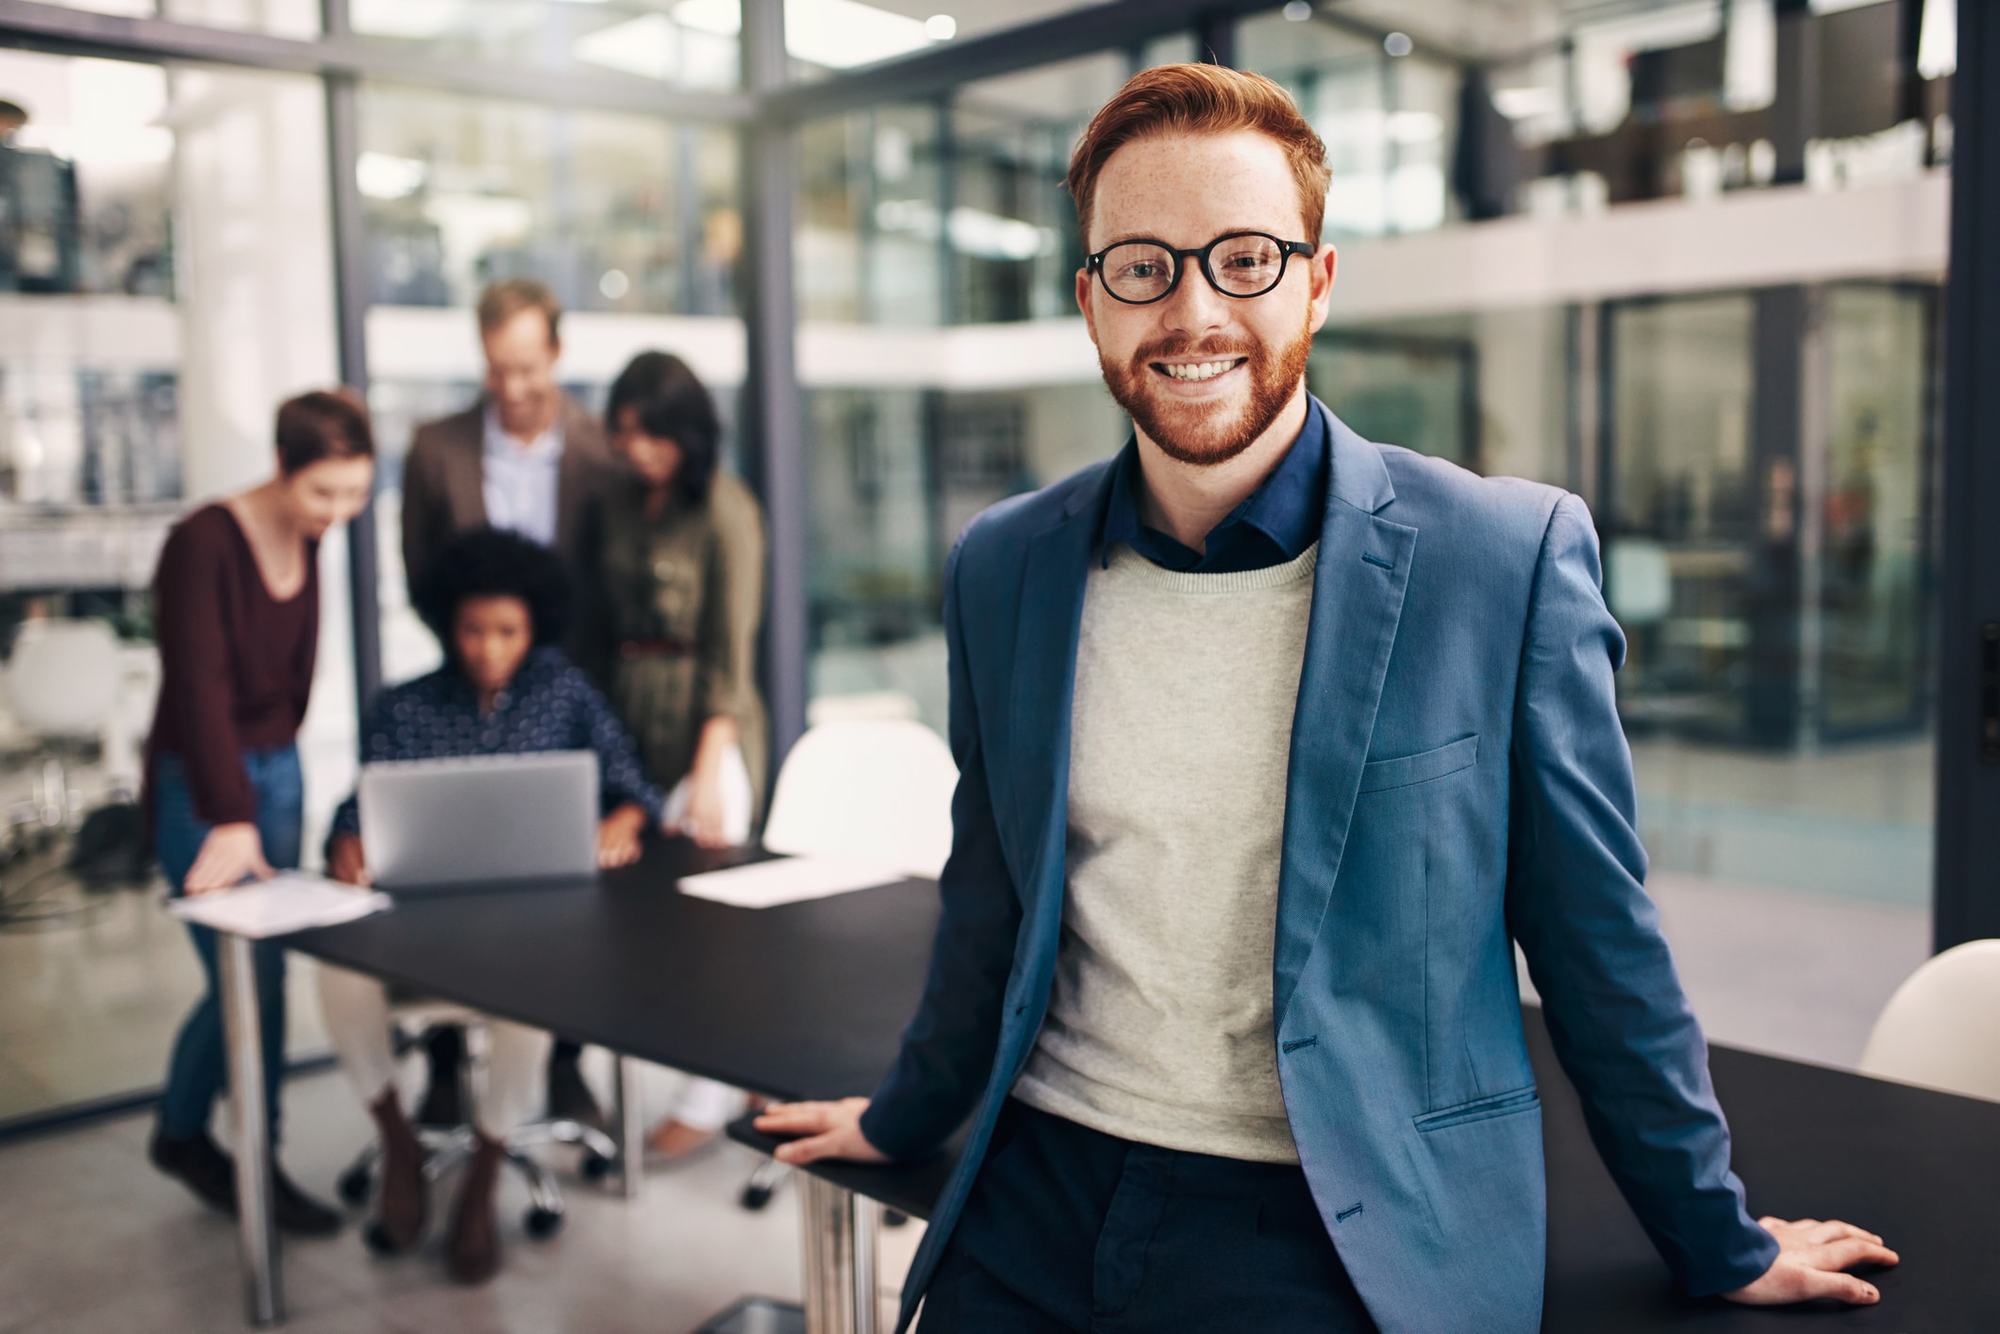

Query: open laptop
left=357, top=750, right=598, bottom=893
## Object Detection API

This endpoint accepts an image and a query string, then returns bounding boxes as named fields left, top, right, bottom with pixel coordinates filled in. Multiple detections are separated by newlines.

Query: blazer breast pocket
left=1356, top=734, right=1481, bottom=795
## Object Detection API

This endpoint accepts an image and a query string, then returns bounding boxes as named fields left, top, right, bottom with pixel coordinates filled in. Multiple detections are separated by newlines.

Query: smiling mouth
left=1151, top=357, right=1247, bottom=383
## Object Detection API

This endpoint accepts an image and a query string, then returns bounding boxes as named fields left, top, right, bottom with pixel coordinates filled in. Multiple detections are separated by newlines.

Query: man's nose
left=1158, top=263, right=1231, bottom=340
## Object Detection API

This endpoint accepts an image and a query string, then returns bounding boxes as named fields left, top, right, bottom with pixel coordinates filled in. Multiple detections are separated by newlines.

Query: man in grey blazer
left=399, top=278, right=615, bottom=612
left=398, top=278, right=618, bottom=1129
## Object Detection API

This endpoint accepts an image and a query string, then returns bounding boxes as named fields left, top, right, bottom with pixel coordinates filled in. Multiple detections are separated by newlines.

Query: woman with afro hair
left=315, top=525, right=664, bottom=1285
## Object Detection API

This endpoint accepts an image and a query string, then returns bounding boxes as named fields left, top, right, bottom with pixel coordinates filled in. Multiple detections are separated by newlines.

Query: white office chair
left=4, top=618, right=120, bottom=829
left=761, top=717, right=957, bottom=879
left=741, top=718, right=958, bottom=1212
left=1858, top=940, right=2000, bottom=1103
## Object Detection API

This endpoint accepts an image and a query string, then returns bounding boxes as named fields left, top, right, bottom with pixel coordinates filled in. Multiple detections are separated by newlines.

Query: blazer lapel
left=1273, top=412, right=1417, bottom=1024
left=449, top=405, right=489, bottom=530
left=1007, top=467, right=1112, bottom=932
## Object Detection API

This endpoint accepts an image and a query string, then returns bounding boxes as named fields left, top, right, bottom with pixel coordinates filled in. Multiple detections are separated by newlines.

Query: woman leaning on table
left=593, top=350, right=769, bottom=1157
left=143, top=389, right=375, bottom=1236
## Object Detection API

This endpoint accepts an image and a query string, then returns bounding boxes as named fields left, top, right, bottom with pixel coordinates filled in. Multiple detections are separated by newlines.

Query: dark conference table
left=214, top=840, right=2000, bottom=1331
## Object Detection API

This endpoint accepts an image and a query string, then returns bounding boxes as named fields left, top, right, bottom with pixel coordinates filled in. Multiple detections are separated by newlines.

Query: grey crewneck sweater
left=1011, top=540, right=1318, bottom=1164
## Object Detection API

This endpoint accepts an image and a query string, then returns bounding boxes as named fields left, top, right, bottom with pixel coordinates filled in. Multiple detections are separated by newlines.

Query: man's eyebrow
left=1093, top=228, right=1279, bottom=249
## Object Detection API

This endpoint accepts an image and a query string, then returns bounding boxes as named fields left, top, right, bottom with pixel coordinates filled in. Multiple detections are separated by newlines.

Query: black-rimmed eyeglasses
left=1085, top=231, right=1317, bottom=305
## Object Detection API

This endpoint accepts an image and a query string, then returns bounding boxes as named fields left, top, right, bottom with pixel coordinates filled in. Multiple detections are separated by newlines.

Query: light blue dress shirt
left=481, top=405, right=564, bottom=548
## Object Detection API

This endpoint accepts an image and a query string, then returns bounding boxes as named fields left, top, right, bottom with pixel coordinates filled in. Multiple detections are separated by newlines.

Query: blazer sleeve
left=858, top=532, right=1022, bottom=1160
left=400, top=428, right=442, bottom=603
left=1504, top=493, right=1779, bottom=1297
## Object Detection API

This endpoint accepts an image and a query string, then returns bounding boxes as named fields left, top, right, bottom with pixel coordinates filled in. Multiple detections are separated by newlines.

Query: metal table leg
left=797, top=1174, right=879, bottom=1334
left=613, top=1055, right=644, bottom=1199
left=220, top=932, right=283, bottom=1326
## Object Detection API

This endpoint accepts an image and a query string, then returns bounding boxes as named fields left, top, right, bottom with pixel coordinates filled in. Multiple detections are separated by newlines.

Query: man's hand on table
left=753, top=1097, right=891, bottom=1166
left=1723, top=1216, right=1899, bottom=1307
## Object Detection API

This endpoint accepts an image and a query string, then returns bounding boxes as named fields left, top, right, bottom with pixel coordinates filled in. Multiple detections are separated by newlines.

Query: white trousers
left=315, top=963, right=551, bottom=1138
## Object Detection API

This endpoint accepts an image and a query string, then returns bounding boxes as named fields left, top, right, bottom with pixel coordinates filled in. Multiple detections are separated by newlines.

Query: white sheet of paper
left=166, top=872, right=393, bottom=939
left=677, top=855, right=905, bottom=909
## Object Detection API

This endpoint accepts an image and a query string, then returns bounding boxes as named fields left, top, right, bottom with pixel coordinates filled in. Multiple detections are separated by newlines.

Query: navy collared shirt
left=1099, top=396, right=1330, bottom=573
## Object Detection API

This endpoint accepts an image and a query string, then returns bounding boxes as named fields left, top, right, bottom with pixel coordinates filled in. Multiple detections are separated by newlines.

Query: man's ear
left=1306, top=243, right=1338, bottom=333
left=1075, top=267, right=1099, bottom=345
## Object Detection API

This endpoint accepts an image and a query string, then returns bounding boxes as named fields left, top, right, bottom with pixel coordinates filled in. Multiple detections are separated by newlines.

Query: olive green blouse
left=596, top=471, right=768, bottom=826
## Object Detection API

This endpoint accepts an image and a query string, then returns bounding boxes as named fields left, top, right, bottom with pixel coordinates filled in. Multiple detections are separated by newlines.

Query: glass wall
left=1314, top=278, right=1942, bottom=1065
left=356, top=88, right=746, bottom=685
left=0, top=49, right=351, bottom=1123
left=0, top=0, right=1965, bottom=1126
left=805, top=380, right=1121, bottom=730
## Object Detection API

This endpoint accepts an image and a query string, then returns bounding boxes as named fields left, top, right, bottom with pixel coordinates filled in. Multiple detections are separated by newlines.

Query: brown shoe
left=446, top=1133, right=505, bottom=1285
left=367, top=1087, right=427, bottom=1252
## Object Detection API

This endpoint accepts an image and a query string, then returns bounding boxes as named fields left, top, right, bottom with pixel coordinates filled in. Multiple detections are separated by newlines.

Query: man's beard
left=1098, top=315, right=1313, bottom=467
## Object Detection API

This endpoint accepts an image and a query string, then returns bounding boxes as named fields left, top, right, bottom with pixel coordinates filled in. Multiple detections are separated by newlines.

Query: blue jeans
left=153, top=747, right=303, bottom=1142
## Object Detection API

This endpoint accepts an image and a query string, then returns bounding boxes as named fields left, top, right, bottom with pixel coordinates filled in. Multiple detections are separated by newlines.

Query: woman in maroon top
left=145, top=391, right=374, bottom=1233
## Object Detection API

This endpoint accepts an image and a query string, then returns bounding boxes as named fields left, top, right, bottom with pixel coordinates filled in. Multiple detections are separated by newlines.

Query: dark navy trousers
left=918, top=1100, right=1376, bottom=1333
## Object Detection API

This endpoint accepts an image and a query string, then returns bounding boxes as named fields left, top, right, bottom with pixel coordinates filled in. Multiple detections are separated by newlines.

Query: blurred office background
left=0, top=0, right=1983, bottom=1149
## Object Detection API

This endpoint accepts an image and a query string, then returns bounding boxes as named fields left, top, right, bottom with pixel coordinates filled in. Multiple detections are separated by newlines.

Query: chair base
left=339, top=1117, right=619, bottom=1241
left=739, top=1157, right=789, bottom=1211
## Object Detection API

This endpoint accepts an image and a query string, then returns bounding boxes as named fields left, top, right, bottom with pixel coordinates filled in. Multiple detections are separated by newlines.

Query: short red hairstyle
left=1065, top=63, right=1331, bottom=246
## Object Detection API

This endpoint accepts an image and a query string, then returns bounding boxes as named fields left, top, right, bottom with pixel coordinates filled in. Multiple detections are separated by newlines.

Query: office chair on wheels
left=335, top=999, right=620, bottom=1245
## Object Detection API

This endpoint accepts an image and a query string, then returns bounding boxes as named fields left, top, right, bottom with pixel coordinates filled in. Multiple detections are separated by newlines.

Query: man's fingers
left=754, top=1103, right=832, bottom=1133
left=1805, top=1220, right=1883, bottom=1246
left=1804, top=1239, right=1900, bottom=1272
left=774, top=1130, right=846, bottom=1165
left=1797, top=1268, right=1881, bottom=1305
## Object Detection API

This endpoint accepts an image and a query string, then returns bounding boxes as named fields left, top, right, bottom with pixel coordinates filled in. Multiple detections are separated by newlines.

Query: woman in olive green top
left=599, top=351, right=768, bottom=847
left=599, top=351, right=768, bottom=1157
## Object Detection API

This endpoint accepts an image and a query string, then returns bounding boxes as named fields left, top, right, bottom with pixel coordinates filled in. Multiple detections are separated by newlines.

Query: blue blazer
left=859, top=404, right=1778, bottom=1332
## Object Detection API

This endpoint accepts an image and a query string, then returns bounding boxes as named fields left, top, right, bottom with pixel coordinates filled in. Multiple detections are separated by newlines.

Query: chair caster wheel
left=338, top=1166, right=372, bottom=1207
left=362, top=1221, right=401, bottom=1255
left=739, top=1181, right=776, bottom=1211
left=525, top=1206, right=564, bottom=1239
left=581, top=1152, right=613, bottom=1181
left=884, top=1209, right=909, bottom=1228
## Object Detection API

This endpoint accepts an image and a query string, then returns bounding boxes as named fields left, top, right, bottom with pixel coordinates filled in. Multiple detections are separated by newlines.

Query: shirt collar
left=437, top=645, right=561, bottom=713
left=482, top=402, right=564, bottom=463
left=1099, top=394, right=1331, bottom=573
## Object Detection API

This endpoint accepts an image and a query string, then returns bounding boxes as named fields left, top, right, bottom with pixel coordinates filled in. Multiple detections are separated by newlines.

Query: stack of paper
left=677, top=855, right=906, bottom=909
left=167, top=872, right=393, bottom=938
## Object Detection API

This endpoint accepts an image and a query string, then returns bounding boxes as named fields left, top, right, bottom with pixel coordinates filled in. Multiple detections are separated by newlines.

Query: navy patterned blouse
left=329, top=647, right=665, bottom=842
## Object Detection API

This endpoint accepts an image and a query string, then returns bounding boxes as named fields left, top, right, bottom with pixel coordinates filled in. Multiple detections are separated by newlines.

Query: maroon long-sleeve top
left=144, top=504, right=319, bottom=828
